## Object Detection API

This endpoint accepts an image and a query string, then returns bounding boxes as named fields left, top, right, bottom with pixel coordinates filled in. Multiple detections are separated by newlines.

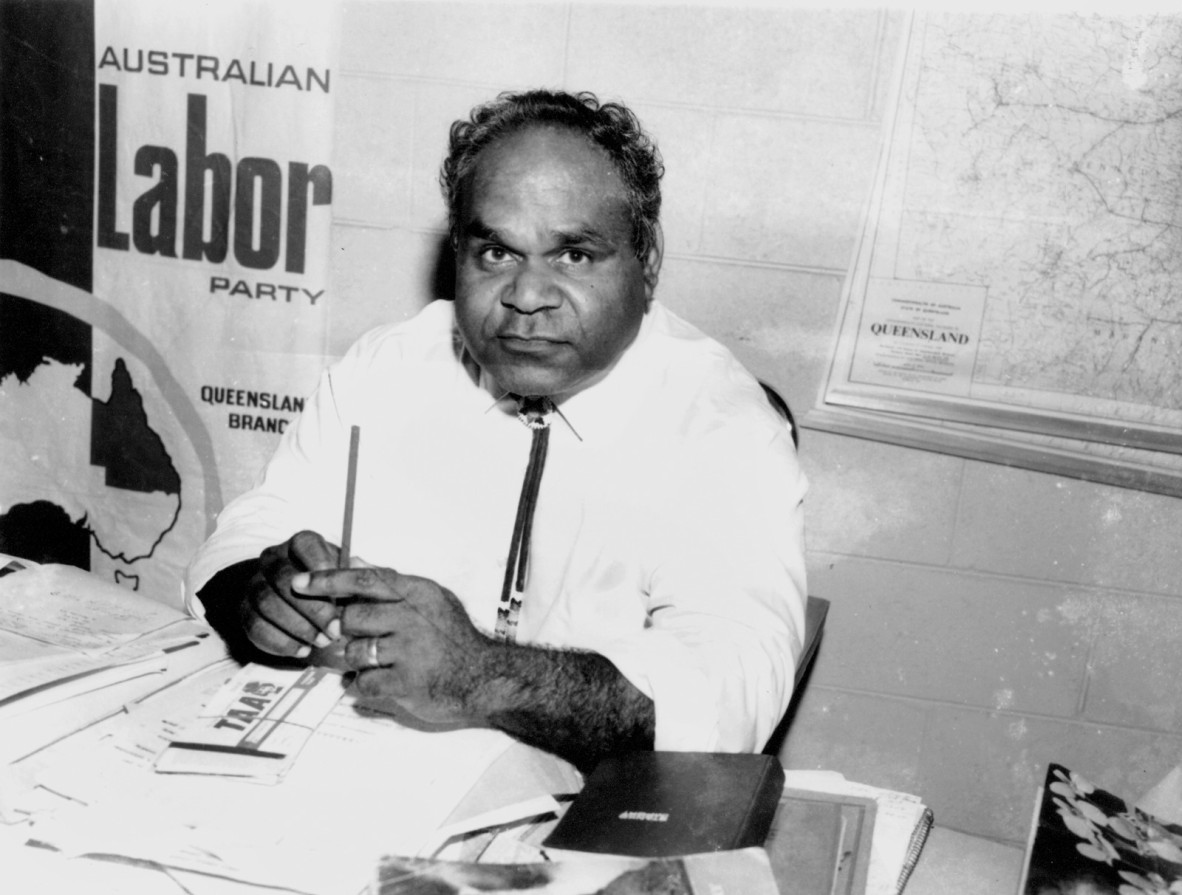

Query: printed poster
left=0, top=0, right=340, bottom=603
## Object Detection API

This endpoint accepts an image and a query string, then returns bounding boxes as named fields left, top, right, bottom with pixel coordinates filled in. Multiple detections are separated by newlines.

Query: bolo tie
left=494, top=395, right=554, bottom=642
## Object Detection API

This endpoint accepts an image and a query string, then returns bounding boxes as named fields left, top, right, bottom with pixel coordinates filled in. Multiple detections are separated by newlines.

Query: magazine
left=373, top=848, right=780, bottom=895
left=1019, top=763, right=1182, bottom=894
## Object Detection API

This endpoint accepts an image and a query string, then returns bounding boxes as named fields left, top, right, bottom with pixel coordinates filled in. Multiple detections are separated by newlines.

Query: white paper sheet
left=0, top=564, right=188, bottom=652
left=13, top=666, right=550, bottom=895
left=155, top=663, right=346, bottom=782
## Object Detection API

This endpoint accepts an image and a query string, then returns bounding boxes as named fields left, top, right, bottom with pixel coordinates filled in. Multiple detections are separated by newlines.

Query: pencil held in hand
left=340, top=425, right=360, bottom=570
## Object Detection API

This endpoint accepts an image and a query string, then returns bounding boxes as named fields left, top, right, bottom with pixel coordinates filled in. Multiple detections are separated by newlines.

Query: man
left=186, top=90, right=807, bottom=772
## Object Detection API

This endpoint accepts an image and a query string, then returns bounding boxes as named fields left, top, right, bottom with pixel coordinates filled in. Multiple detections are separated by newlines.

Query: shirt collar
left=554, top=306, right=658, bottom=442
left=462, top=303, right=662, bottom=444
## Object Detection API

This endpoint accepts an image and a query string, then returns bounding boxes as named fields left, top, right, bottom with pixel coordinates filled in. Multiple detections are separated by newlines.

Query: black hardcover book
left=542, top=751, right=786, bottom=858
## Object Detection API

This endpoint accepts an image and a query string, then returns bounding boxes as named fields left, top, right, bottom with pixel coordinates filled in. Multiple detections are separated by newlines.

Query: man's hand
left=196, top=530, right=344, bottom=665
left=244, top=531, right=344, bottom=661
left=293, top=565, right=654, bottom=771
left=291, top=566, right=492, bottom=725
left=206, top=555, right=656, bottom=771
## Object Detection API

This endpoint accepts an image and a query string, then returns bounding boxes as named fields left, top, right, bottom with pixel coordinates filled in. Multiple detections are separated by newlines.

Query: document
left=156, top=662, right=347, bottom=782
left=0, top=626, right=214, bottom=713
left=11, top=664, right=566, bottom=895
left=0, top=563, right=227, bottom=764
left=0, top=562, right=202, bottom=708
left=1, top=560, right=577, bottom=893
left=0, top=562, right=188, bottom=652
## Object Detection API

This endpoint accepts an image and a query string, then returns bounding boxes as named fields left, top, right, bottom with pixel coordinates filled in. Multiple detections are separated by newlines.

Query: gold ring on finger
left=366, top=636, right=381, bottom=668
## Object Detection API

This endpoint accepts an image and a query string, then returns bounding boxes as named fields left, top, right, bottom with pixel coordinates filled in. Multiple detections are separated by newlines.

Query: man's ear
left=642, top=224, right=664, bottom=301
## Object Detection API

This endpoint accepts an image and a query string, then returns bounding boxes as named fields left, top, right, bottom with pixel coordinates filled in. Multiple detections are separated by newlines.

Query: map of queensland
left=826, top=12, right=1182, bottom=467
left=902, top=14, right=1181, bottom=424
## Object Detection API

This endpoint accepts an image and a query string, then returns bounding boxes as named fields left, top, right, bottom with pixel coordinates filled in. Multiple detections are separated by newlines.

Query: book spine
left=734, top=762, right=785, bottom=849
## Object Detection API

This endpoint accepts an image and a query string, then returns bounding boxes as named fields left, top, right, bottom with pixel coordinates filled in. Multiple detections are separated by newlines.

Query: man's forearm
left=203, top=560, right=654, bottom=770
left=471, top=640, right=655, bottom=773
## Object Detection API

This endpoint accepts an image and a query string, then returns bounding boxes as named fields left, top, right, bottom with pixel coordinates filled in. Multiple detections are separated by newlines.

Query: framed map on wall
left=805, top=11, right=1182, bottom=497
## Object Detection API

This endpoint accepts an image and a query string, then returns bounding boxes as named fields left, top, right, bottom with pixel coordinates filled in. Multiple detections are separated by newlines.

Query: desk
left=905, top=827, right=1025, bottom=895
left=2, top=565, right=1030, bottom=894
left=4, top=822, right=1029, bottom=895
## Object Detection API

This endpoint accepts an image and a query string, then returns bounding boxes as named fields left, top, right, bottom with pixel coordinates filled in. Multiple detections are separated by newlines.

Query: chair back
left=763, top=595, right=829, bottom=755
left=758, top=379, right=822, bottom=754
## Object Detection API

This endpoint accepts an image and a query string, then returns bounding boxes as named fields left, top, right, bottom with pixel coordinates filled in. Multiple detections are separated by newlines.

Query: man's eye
left=479, top=246, right=513, bottom=264
left=559, top=249, right=591, bottom=265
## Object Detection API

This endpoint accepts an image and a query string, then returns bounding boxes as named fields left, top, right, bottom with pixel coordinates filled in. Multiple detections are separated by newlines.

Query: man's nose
left=503, top=263, right=563, bottom=312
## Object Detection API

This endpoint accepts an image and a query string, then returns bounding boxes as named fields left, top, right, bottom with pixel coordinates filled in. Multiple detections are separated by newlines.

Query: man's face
left=453, top=126, right=660, bottom=399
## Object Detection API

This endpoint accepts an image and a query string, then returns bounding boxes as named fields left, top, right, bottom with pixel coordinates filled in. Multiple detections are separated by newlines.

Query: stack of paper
left=0, top=561, right=228, bottom=764
left=4, top=656, right=581, bottom=895
left=0, top=556, right=584, bottom=894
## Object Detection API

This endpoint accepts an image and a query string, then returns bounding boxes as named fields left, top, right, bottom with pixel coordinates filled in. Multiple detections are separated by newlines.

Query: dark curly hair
left=440, top=89, right=664, bottom=262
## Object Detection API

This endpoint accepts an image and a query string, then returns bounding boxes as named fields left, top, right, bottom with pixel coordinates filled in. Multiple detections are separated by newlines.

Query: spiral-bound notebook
left=778, top=770, right=933, bottom=895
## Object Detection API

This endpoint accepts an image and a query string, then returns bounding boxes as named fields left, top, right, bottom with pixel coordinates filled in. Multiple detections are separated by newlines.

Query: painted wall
left=329, top=2, right=1182, bottom=845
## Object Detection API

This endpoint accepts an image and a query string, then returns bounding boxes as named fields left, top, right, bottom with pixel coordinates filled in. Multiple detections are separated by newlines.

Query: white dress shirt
left=185, top=299, right=808, bottom=752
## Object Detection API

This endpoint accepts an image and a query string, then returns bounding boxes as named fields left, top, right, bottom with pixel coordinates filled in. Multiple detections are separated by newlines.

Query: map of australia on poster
left=0, top=350, right=180, bottom=569
left=0, top=269, right=211, bottom=604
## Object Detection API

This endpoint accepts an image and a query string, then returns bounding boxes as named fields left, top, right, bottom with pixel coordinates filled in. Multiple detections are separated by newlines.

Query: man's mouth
left=496, top=333, right=565, bottom=351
